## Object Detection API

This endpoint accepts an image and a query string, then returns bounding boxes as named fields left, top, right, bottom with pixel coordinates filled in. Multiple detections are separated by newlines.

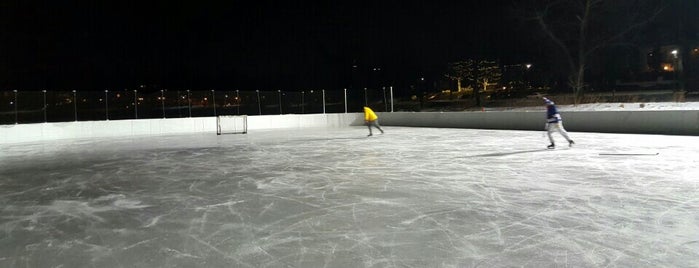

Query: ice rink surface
left=1, top=126, right=698, bottom=267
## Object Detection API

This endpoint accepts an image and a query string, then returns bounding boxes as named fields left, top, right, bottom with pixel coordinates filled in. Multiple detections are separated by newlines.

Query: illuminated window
left=662, top=64, right=674, bottom=71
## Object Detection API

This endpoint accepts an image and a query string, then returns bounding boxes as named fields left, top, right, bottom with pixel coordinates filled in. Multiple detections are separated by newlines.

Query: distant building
left=614, top=43, right=699, bottom=91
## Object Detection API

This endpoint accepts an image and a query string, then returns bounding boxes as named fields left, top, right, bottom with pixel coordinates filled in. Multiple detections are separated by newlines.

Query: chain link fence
left=0, top=88, right=405, bottom=125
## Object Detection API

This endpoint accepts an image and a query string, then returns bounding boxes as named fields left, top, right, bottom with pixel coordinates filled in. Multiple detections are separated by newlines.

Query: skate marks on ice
left=1, top=127, right=698, bottom=267
left=598, top=152, right=659, bottom=156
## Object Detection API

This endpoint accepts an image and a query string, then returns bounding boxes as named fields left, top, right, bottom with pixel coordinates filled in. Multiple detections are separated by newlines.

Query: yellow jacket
left=364, top=107, right=378, bottom=121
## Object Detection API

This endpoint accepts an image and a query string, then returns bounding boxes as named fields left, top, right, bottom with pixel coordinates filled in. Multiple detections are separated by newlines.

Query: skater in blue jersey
left=543, top=97, right=574, bottom=149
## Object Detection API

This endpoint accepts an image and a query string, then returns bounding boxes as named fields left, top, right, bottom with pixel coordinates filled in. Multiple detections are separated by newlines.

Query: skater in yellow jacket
left=363, top=106, right=384, bottom=136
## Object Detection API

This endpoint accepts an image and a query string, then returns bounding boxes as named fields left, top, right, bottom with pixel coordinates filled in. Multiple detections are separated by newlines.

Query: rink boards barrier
left=377, top=110, right=699, bottom=135
left=0, top=114, right=364, bottom=144
left=1, top=110, right=697, bottom=143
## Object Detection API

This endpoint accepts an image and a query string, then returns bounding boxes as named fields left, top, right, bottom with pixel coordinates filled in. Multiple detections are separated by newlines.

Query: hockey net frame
left=216, top=115, right=248, bottom=135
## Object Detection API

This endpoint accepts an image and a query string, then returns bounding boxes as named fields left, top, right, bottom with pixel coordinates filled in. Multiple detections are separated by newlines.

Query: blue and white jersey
left=546, top=105, right=562, bottom=123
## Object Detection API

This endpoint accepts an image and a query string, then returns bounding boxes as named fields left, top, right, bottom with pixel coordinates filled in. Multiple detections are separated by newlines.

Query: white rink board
left=2, top=109, right=698, bottom=144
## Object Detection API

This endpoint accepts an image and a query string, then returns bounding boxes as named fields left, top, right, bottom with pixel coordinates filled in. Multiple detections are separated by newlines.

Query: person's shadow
left=470, top=149, right=549, bottom=157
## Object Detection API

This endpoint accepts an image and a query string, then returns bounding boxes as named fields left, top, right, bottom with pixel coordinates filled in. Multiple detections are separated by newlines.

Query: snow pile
left=513, top=102, right=699, bottom=112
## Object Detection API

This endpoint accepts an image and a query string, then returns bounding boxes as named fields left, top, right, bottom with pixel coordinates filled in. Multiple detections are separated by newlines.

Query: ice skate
left=547, top=143, right=555, bottom=149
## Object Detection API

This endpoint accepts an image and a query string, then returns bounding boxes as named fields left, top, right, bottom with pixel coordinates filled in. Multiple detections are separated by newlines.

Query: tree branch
left=584, top=4, right=665, bottom=58
left=536, top=13, right=576, bottom=73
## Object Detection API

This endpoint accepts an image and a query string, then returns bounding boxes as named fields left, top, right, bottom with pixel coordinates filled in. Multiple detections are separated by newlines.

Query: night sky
left=1, top=1, right=533, bottom=91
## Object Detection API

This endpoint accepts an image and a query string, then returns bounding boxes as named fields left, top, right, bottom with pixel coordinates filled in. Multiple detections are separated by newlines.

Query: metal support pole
left=301, top=91, right=305, bottom=114
left=187, top=90, right=191, bottom=117
left=390, top=86, right=394, bottom=112
left=322, top=89, right=326, bottom=114
left=278, top=90, right=282, bottom=114
left=236, top=90, right=240, bottom=115
left=42, top=89, right=47, bottom=122
left=211, top=89, right=217, bottom=116
left=175, top=90, right=184, bottom=118
left=13, top=90, right=18, bottom=124
left=134, top=89, right=138, bottom=119
left=343, top=88, right=347, bottom=113
left=176, top=90, right=181, bottom=118
left=256, top=90, right=261, bottom=115
left=161, top=90, right=166, bottom=118
left=364, top=87, right=367, bottom=107
left=72, top=90, right=77, bottom=122
left=383, top=86, right=387, bottom=111
left=105, top=89, right=109, bottom=120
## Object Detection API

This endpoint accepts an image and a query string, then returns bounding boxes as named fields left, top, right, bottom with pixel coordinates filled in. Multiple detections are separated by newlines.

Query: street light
left=671, top=49, right=681, bottom=89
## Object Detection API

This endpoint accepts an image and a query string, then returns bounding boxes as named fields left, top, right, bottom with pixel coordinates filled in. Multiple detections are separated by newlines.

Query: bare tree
left=529, top=0, right=664, bottom=104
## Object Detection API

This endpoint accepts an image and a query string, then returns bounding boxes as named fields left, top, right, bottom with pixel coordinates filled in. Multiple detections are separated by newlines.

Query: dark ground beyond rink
left=1, top=127, right=698, bottom=267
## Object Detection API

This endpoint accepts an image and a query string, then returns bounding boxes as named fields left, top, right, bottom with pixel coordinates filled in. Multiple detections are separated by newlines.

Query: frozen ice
left=1, top=127, right=698, bottom=267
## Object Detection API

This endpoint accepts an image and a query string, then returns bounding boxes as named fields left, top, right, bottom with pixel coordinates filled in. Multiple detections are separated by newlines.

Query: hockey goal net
left=217, top=115, right=248, bottom=135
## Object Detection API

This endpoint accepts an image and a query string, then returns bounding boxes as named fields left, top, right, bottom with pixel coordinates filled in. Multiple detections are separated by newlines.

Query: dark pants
left=366, top=120, right=384, bottom=135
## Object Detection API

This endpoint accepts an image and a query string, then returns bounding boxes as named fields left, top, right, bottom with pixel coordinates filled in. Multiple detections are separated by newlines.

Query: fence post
left=236, top=90, right=240, bottom=115
left=211, top=89, right=217, bottom=116
left=278, top=90, right=282, bottom=114
left=322, top=89, right=326, bottom=114
left=256, top=90, right=261, bottom=115
left=42, top=89, right=47, bottom=122
left=187, top=90, right=191, bottom=117
left=383, top=86, right=387, bottom=111
left=13, top=90, right=18, bottom=124
left=390, top=86, right=394, bottom=112
left=134, top=89, right=138, bottom=119
left=343, top=88, right=347, bottom=113
left=105, top=89, right=109, bottom=120
left=161, top=89, right=166, bottom=118
left=72, top=90, right=77, bottom=122
left=364, top=87, right=367, bottom=106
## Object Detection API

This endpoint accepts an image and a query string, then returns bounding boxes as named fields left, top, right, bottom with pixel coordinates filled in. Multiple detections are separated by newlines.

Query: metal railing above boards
left=0, top=88, right=396, bottom=125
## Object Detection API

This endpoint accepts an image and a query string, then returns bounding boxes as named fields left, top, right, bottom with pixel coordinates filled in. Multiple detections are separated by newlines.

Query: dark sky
left=1, top=1, right=529, bottom=91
